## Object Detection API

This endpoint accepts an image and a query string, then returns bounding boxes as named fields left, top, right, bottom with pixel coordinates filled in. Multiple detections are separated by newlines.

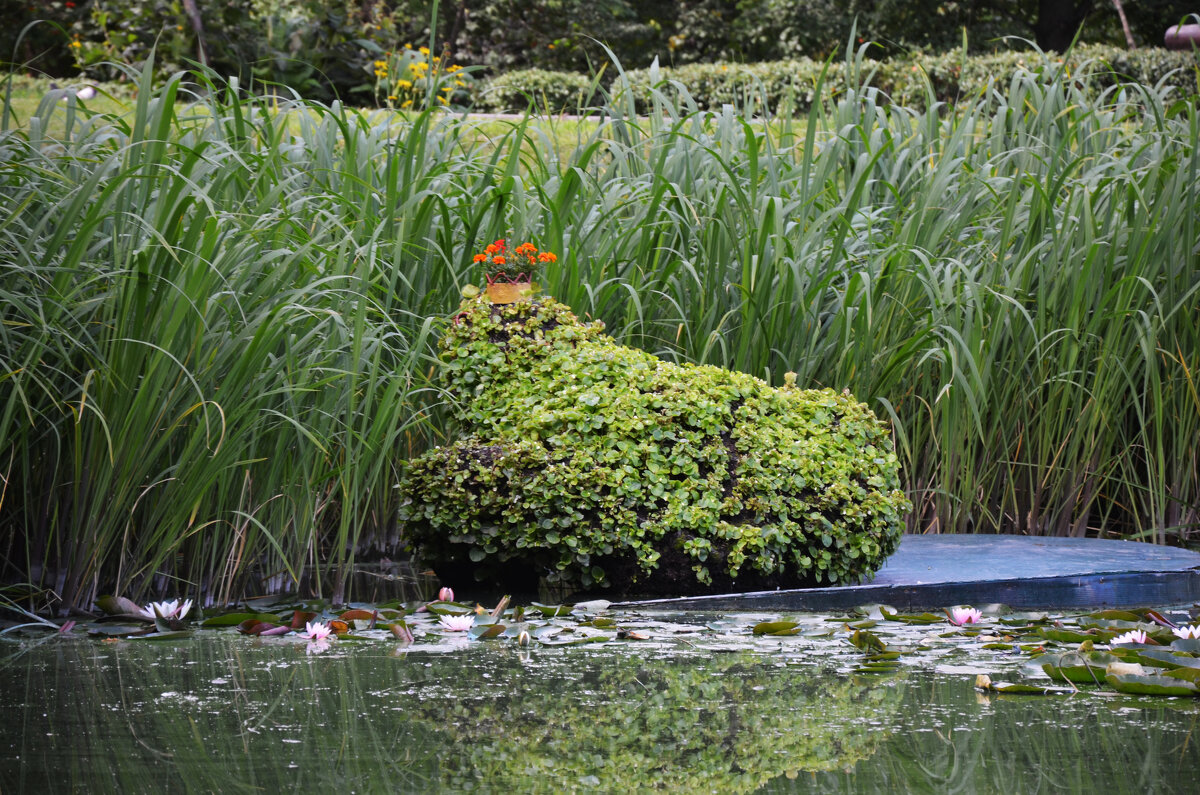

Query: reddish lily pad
left=237, top=619, right=288, bottom=635
left=96, top=595, right=146, bottom=618
left=290, top=611, right=318, bottom=629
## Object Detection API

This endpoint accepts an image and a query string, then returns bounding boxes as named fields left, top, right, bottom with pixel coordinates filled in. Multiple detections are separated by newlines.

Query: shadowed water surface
left=1, top=613, right=1198, bottom=792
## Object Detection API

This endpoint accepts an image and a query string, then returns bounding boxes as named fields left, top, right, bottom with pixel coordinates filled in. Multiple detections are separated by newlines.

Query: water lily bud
left=438, top=586, right=454, bottom=602
left=1106, top=662, right=1147, bottom=677
left=974, top=674, right=992, bottom=690
left=517, top=630, right=531, bottom=647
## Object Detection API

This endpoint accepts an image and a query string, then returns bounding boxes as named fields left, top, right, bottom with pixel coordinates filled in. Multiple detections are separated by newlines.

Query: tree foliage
left=6, top=1, right=1196, bottom=100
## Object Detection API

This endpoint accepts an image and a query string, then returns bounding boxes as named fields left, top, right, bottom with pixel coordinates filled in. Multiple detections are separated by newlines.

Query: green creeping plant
left=398, top=297, right=910, bottom=594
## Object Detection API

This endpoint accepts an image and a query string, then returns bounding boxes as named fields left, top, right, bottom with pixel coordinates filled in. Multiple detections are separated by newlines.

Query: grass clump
left=398, top=297, right=909, bottom=594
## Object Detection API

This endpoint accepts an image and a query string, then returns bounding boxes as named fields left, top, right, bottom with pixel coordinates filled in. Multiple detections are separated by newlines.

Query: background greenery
left=4, top=1, right=1197, bottom=104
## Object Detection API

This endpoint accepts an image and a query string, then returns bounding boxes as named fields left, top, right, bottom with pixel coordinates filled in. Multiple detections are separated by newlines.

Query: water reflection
left=0, top=634, right=1197, bottom=792
left=1, top=635, right=897, bottom=791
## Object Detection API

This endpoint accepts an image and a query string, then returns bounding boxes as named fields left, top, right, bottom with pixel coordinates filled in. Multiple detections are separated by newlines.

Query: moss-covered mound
left=398, top=297, right=910, bottom=594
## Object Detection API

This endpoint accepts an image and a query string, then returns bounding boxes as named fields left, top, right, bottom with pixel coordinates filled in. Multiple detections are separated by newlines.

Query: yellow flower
left=419, top=46, right=430, bottom=55
left=396, top=80, right=412, bottom=89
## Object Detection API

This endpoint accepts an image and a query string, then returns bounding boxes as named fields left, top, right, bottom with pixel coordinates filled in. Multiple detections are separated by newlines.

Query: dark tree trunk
left=1034, top=0, right=1095, bottom=51
left=182, top=0, right=209, bottom=66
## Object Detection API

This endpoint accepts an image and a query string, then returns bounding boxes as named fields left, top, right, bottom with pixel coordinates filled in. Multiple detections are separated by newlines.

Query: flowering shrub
left=472, top=239, right=556, bottom=283
left=372, top=45, right=473, bottom=110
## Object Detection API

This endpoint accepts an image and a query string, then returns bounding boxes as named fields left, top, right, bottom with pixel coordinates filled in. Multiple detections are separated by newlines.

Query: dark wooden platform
left=614, top=534, right=1200, bottom=611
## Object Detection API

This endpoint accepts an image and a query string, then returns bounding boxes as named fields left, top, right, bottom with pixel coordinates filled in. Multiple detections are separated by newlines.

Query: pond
left=2, top=606, right=1199, bottom=792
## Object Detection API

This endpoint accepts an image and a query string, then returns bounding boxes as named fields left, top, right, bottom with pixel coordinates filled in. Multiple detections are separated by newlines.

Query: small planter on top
left=474, top=239, right=555, bottom=303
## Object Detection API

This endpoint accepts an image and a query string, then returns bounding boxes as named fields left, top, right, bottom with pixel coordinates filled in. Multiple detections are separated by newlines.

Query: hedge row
left=480, top=44, right=1200, bottom=114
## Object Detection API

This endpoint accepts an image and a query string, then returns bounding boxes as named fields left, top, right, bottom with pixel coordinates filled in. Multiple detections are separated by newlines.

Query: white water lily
left=948, top=606, right=982, bottom=626
left=1111, top=629, right=1148, bottom=645
left=1171, top=624, right=1200, bottom=640
left=439, top=614, right=475, bottom=632
left=302, top=621, right=333, bottom=641
left=140, top=598, right=193, bottom=621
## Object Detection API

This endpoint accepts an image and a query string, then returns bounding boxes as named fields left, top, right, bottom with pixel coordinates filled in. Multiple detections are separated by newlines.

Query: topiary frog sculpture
left=398, top=296, right=910, bottom=595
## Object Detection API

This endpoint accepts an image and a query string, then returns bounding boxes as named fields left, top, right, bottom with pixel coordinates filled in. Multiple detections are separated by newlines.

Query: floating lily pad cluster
left=14, top=592, right=1200, bottom=703
left=397, top=297, right=910, bottom=594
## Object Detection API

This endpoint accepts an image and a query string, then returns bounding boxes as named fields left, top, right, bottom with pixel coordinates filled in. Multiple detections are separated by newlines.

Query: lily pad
left=1087, top=610, right=1144, bottom=622
left=1133, top=648, right=1200, bottom=671
left=237, top=619, right=288, bottom=636
left=1038, top=627, right=1102, bottom=644
left=202, top=612, right=283, bottom=628
left=539, top=633, right=610, bottom=647
left=528, top=603, right=574, bottom=617
left=96, top=595, right=146, bottom=618
left=469, top=623, right=507, bottom=640
left=1105, top=673, right=1200, bottom=697
left=848, top=629, right=888, bottom=654
left=128, top=630, right=193, bottom=641
left=752, top=620, right=801, bottom=636
left=880, top=607, right=944, bottom=625
left=1039, top=651, right=1119, bottom=684
left=1171, top=638, right=1200, bottom=653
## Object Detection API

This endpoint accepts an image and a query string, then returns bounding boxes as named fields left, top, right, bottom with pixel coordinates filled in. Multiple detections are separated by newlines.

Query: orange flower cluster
left=473, top=239, right=556, bottom=283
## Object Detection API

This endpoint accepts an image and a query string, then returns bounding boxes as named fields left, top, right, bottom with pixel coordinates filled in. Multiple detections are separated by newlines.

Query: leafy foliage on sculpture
left=399, top=296, right=910, bottom=594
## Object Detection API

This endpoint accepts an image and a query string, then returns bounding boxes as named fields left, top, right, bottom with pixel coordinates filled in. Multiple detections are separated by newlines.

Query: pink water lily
left=139, top=598, right=193, bottom=621
left=439, top=614, right=475, bottom=632
left=302, top=621, right=333, bottom=641
left=1171, top=624, right=1200, bottom=640
left=1111, top=629, right=1148, bottom=645
left=947, top=606, right=982, bottom=626
left=438, top=586, right=455, bottom=602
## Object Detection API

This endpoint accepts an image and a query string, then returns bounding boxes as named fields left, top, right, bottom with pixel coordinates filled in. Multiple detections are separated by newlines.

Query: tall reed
left=0, top=62, right=502, bottom=609
left=534, top=48, right=1200, bottom=545
left=2, top=46, right=1197, bottom=611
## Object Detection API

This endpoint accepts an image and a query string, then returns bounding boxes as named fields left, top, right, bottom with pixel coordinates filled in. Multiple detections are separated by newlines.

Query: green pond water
left=2, top=608, right=1199, bottom=793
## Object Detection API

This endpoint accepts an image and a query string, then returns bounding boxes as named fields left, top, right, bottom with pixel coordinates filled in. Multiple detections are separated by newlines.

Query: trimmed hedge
left=398, top=297, right=909, bottom=595
left=476, top=69, right=601, bottom=114
left=481, top=45, right=1199, bottom=114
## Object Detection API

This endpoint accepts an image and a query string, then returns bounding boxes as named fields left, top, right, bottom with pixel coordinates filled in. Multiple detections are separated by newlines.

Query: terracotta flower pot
left=485, top=282, right=537, bottom=304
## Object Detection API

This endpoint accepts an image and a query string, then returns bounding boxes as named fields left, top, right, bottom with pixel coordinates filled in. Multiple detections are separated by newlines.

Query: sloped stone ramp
left=615, top=534, right=1200, bottom=611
